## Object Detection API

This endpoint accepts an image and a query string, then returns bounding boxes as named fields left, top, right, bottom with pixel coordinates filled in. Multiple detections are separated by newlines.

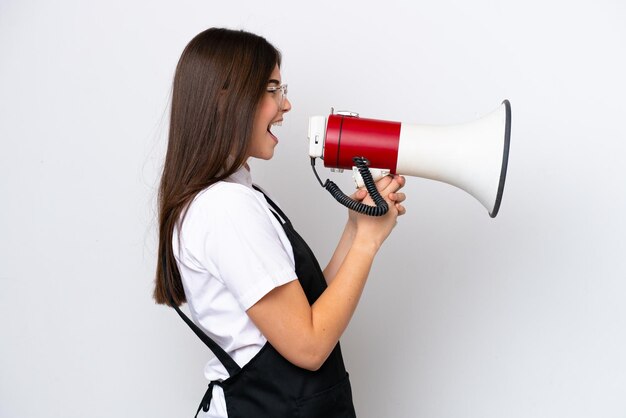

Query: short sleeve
left=186, top=185, right=297, bottom=311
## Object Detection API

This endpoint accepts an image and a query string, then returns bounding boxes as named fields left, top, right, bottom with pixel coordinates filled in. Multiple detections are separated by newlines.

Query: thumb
left=350, top=188, right=367, bottom=201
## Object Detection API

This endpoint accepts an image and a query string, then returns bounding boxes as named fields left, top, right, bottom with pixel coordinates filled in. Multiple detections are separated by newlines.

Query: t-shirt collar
left=228, top=164, right=253, bottom=188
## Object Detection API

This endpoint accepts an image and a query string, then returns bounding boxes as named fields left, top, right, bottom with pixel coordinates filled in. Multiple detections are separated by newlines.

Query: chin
left=251, top=149, right=275, bottom=161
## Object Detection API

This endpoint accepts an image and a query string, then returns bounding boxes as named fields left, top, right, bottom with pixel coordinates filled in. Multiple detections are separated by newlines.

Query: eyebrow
left=268, top=78, right=281, bottom=85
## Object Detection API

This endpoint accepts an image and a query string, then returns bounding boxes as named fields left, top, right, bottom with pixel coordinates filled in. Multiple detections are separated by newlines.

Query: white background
left=1, top=1, right=625, bottom=417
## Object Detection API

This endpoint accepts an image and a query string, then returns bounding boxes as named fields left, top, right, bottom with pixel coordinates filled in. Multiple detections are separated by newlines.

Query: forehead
left=268, top=64, right=281, bottom=84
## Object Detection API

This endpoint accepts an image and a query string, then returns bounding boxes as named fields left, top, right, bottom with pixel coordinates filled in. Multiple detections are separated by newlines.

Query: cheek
left=259, top=96, right=278, bottom=119
left=252, top=96, right=279, bottom=142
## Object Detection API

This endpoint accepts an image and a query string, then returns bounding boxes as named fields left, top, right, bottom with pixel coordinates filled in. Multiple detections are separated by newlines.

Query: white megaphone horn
left=307, top=100, right=511, bottom=218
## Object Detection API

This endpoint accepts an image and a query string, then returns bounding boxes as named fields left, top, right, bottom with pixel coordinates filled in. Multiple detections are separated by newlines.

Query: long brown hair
left=154, top=28, right=282, bottom=306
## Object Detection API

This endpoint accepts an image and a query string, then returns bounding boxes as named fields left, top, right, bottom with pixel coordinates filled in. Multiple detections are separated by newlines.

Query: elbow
left=305, top=363, right=323, bottom=372
left=288, top=347, right=329, bottom=372
left=299, top=354, right=325, bottom=372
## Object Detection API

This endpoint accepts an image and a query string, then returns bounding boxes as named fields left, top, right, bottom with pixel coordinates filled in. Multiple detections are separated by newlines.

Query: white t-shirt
left=172, top=166, right=298, bottom=417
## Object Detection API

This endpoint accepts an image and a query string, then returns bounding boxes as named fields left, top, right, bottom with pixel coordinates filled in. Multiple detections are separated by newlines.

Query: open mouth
left=267, top=121, right=282, bottom=141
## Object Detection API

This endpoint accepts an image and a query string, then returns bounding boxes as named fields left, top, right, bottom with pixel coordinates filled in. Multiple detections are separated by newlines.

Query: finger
left=360, top=175, right=391, bottom=204
left=381, top=175, right=406, bottom=195
left=373, top=175, right=394, bottom=191
left=394, top=175, right=406, bottom=190
left=351, top=188, right=367, bottom=201
left=388, top=192, right=406, bottom=203
left=395, top=203, right=406, bottom=216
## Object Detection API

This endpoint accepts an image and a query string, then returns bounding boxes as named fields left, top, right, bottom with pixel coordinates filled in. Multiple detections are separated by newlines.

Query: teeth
left=271, top=121, right=282, bottom=127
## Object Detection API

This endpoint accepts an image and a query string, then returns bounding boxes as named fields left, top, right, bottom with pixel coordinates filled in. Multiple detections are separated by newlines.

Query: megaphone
left=307, top=100, right=511, bottom=217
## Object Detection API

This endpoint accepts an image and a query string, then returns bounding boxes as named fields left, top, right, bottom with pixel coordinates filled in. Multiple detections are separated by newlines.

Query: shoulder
left=176, top=181, right=276, bottom=267
left=181, top=181, right=272, bottom=236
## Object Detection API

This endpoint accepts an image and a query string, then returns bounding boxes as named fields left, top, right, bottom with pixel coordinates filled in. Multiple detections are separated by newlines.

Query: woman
left=154, top=27, right=406, bottom=418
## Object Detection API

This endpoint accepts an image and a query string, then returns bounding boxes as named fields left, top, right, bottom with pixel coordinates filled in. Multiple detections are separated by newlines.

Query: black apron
left=171, top=186, right=357, bottom=418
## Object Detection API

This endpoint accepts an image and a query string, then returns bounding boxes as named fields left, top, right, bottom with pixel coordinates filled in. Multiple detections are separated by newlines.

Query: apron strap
left=161, top=255, right=242, bottom=377
left=164, top=186, right=291, bottom=380
left=252, top=185, right=292, bottom=225
left=195, top=380, right=221, bottom=418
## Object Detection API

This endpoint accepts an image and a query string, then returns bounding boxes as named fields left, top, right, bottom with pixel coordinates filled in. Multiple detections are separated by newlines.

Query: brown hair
left=154, top=28, right=281, bottom=306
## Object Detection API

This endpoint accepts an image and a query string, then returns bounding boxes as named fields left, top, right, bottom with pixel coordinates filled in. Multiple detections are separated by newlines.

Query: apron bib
left=171, top=186, right=357, bottom=418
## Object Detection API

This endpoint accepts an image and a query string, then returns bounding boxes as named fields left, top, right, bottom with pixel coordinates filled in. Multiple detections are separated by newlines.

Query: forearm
left=308, top=236, right=379, bottom=366
left=323, top=221, right=357, bottom=284
left=248, top=236, right=379, bottom=371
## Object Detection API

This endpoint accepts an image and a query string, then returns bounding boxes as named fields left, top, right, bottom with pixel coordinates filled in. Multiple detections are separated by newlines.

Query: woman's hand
left=349, top=175, right=407, bottom=251
left=348, top=176, right=406, bottom=224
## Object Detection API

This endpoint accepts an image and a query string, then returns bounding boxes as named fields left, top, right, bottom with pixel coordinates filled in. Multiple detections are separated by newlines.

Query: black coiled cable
left=311, top=156, right=389, bottom=216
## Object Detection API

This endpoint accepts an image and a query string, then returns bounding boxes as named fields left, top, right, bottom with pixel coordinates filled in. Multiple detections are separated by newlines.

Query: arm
left=247, top=176, right=406, bottom=371
left=323, top=178, right=407, bottom=284
left=322, top=215, right=358, bottom=285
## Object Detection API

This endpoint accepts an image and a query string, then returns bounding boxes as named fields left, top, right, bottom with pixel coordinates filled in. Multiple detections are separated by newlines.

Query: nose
left=282, top=96, right=292, bottom=113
